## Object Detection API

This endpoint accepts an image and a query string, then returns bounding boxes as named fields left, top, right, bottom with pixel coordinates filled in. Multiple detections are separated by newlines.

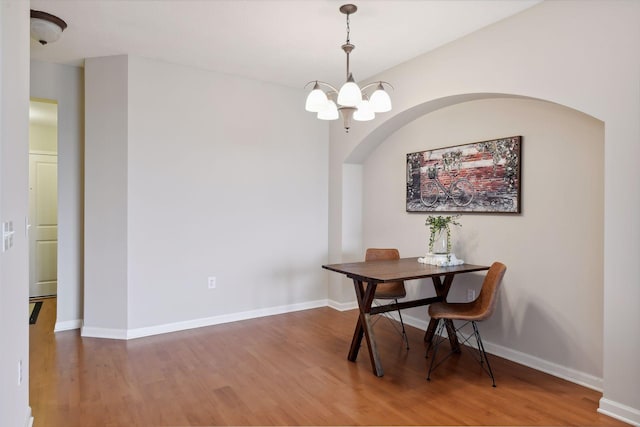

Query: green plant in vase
left=425, top=215, right=461, bottom=261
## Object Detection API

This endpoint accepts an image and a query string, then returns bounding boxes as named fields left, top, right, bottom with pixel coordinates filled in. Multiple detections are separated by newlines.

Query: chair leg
left=427, top=320, right=497, bottom=387
left=472, top=321, right=496, bottom=387
left=372, top=299, right=409, bottom=350
left=426, top=319, right=445, bottom=381
left=395, top=299, right=409, bottom=350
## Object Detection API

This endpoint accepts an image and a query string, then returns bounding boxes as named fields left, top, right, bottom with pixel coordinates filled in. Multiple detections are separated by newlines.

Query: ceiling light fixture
left=30, top=9, right=67, bottom=45
left=305, top=4, right=392, bottom=133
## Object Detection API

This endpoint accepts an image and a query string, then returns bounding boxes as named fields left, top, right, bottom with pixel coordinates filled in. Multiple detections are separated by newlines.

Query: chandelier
left=30, top=10, right=67, bottom=45
left=305, top=4, right=392, bottom=133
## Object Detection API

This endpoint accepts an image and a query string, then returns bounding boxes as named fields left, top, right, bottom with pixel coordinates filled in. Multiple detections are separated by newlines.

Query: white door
left=29, top=153, right=58, bottom=297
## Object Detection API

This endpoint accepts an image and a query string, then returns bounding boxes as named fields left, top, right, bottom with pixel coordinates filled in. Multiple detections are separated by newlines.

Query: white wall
left=84, top=55, right=130, bottom=333
left=363, top=98, right=604, bottom=384
left=30, top=61, right=84, bottom=331
left=329, top=1, right=640, bottom=424
left=84, top=55, right=328, bottom=336
left=0, top=1, right=31, bottom=426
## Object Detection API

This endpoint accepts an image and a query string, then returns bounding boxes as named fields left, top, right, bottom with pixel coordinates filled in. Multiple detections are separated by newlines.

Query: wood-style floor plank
left=29, top=298, right=628, bottom=426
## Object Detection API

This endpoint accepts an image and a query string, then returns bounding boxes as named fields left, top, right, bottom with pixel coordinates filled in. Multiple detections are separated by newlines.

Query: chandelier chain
left=346, top=13, right=351, bottom=43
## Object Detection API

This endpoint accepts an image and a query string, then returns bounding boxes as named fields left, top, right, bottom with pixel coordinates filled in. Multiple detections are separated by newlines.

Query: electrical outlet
left=467, top=289, right=476, bottom=302
left=208, top=276, right=216, bottom=289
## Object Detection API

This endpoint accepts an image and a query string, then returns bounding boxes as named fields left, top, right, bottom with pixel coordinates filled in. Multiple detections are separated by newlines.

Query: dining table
left=322, top=257, right=490, bottom=377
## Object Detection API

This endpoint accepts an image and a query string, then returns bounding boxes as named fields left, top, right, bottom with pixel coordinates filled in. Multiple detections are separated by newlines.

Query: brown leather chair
left=365, top=248, right=409, bottom=349
left=427, top=261, right=507, bottom=386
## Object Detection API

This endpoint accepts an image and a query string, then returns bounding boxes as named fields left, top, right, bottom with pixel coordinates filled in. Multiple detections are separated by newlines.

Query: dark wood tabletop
left=323, top=257, right=490, bottom=283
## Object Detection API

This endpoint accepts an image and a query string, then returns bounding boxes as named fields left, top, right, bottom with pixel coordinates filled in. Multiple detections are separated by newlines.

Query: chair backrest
left=473, top=261, right=507, bottom=321
left=365, top=248, right=400, bottom=262
left=365, top=248, right=406, bottom=299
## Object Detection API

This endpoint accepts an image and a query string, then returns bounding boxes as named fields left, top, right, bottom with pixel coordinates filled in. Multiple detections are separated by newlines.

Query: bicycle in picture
left=420, top=165, right=475, bottom=208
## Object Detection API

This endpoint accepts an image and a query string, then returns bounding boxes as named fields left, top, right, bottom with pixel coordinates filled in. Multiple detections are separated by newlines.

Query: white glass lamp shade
left=305, top=82, right=329, bottom=113
left=317, top=100, right=339, bottom=120
left=369, top=84, right=392, bottom=113
left=30, top=10, right=67, bottom=45
left=337, top=74, right=362, bottom=107
left=353, top=99, right=375, bottom=122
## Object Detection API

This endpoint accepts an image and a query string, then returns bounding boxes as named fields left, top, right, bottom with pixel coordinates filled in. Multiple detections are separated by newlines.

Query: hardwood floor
left=29, top=298, right=627, bottom=426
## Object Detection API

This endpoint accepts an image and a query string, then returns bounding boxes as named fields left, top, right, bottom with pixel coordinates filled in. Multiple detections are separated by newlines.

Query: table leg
left=424, top=274, right=461, bottom=353
left=347, top=278, right=384, bottom=376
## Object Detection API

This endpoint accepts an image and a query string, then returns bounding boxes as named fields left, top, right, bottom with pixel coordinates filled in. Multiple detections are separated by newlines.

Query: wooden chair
left=365, top=248, right=409, bottom=349
left=426, top=261, right=507, bottom=386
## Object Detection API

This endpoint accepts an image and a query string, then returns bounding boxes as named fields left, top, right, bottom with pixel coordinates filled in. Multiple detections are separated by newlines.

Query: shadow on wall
left=489, top=291, right=600, bottom=379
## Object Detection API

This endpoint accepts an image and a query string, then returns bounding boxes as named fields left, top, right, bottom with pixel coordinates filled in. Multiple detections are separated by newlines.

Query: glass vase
left=432, top=228, right=449, bottom=254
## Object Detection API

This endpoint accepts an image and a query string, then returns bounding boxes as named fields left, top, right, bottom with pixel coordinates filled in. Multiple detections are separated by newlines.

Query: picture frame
left=406, top=136, right=522, bottom=213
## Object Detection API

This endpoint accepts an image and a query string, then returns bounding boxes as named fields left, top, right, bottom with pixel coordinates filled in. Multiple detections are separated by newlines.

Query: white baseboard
left=24, top=406, right=33, bottom=427
left=481, top=339, right=603, bottom=391
left=54, top=319, right=83, bottom=332
left=599, top=398, right=640, bottom=426
left=401, top=312, right=603, bottom=391
left=403, top=313, right=430, bottom=331
left=81, top=325, right=128, bottom=339
left=81, top=299, right=329, bottom=340
left=327, top=299, right=358, bottom=311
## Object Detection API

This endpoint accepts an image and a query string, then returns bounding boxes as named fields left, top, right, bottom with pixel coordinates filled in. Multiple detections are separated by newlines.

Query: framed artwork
left=406, top=136, right=522, bottom=213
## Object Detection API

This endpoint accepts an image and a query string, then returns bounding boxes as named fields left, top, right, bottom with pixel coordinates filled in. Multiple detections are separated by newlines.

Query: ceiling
left=30, top=0, right=540, bottom=90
